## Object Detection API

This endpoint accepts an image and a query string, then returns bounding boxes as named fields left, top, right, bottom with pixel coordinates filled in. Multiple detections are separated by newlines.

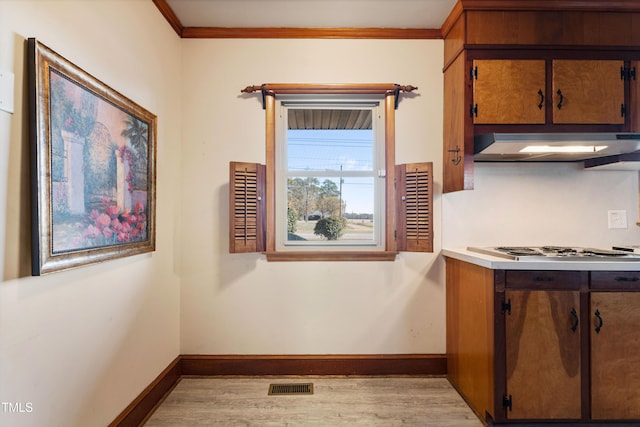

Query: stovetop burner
left=496, top=246, right=543, bottom=256
left=467, top=245, right=640, bottom=261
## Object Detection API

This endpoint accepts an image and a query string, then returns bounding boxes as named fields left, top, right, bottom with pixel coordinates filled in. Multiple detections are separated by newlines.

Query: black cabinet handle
left=595, top=309, right=603, bottom=334
left=615, top=276, right=639, bottom=282
left=448, top=146, right=461, bottom=166
left=557, top=89, right=564, bottom=110
left=537, top=89, right=544, bottom=110
left=570, top=307, right=579, bottom=332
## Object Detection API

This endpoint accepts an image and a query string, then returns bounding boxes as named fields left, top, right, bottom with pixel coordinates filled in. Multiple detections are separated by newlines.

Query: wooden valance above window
left=241, top=83, right=418, bottom=109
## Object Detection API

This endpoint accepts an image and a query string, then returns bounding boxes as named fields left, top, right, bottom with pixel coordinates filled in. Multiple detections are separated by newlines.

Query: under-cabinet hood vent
left=474, top=133, right=640, bottom=162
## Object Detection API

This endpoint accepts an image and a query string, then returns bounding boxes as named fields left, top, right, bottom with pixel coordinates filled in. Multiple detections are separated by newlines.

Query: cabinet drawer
left=591, top=271, right=640, bottom=290
left=505, top=270, right=585, bottom=289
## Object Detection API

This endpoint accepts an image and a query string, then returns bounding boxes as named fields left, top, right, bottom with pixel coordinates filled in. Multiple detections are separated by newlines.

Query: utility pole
left=339, top=165, right=343, bottom=216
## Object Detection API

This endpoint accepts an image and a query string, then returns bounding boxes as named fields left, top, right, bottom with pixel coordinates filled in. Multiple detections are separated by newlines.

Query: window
left=277, top=102, right=384, bottom=250
left=231, top=83, right=432, bottom=261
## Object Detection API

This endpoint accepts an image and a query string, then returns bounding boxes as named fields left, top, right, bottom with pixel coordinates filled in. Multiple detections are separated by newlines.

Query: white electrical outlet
left=608, top=210, right=627, bottom=229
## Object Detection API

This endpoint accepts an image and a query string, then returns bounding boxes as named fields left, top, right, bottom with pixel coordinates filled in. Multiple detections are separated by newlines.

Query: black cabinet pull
left=595, top=309, right=603, bottom=334
left=534, top=276, right=553, bottom=282
left=615, top=276, right=639, bottom=282
left=556, top=89, right=564, bottom=110
left=537, top=89, right=544, bottom=110
left=448, top=146, right=461, bottom=165
left=570, top=308, right=579, bottom=332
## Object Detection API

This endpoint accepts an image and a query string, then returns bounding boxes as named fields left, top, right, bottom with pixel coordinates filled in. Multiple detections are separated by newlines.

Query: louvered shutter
left=229, top=162, right=266, bottom=253
left=396, top=162, right=433, bottom=253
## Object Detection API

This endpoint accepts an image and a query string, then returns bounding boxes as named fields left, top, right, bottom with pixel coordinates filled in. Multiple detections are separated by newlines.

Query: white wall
left=0, top=1, right=182, bottom=426
left=443, top=163, right=640, bottom=248
left=179, top=39, right=445, bottom=355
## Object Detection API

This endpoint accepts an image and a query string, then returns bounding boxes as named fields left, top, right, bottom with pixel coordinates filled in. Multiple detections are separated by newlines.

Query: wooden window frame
left=232, top=83, right=431, bottom=261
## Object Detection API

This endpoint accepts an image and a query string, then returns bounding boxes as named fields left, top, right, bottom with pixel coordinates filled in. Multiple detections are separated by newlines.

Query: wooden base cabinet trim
left=110, top=354, right=446, bottom=426
left=180, top=354, right=446, bottom=376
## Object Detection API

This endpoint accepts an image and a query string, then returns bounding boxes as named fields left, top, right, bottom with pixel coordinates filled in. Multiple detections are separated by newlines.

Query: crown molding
left=152, top=0, right=442, bottom=39
left=153, top=0, right=640, bottom=40
left=181, top=27, right=441, bottom=39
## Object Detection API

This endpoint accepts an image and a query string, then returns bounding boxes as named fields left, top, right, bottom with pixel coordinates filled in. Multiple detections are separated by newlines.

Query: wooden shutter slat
left=229, top=161, right=266, bottom=253
left=396, top=162, right=433, bottom=253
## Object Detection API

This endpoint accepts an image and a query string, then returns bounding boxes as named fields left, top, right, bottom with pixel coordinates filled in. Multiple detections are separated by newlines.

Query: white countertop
left=442, top=248, right=640, bottom=271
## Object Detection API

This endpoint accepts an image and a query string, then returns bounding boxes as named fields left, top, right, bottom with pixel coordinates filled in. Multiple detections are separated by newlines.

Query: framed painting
left=28, top=38, right=157, bottom=275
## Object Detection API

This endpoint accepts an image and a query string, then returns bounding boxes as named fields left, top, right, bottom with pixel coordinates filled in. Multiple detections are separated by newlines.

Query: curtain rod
left=241, top=83, right=418, bottom=109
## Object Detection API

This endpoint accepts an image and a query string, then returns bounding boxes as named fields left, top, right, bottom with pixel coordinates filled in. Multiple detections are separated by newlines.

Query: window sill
left=264, top=251, right=398, bottom=262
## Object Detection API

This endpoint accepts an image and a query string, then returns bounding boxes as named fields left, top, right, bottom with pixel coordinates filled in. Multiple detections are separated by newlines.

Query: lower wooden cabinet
left=446, top=258, right=640, bottom=424
left=590, top=291, right=640, bottom=420
left=505, top=290, right=581, bottom=420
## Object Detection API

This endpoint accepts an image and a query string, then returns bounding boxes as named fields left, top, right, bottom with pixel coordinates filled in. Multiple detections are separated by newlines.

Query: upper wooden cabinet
left=472, top=59, right=626, bottom=126
left=472, top=59, right=546, bottom=125
left=552, top=60, right=625, bottom=125
left=442, top=4, right=640, bottom=193
left=443, top=53, right=473, bottom=193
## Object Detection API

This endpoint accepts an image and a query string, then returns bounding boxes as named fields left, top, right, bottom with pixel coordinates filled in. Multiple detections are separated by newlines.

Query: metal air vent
left=268, top=383, right=314, bottom=395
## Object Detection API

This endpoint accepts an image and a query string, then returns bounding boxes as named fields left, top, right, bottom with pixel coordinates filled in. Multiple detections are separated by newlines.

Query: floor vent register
left=268, top=383, right=314, bottom=395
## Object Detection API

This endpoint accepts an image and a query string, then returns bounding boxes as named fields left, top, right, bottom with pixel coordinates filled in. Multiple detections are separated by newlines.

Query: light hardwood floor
left=144, top=376, right=484, bottom=426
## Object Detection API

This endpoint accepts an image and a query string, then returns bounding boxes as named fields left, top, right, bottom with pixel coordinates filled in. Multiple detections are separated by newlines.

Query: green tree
left=121, top=116, right=148, bottom=158
left=287, top=206, right=298, bottom=233
left=314, top=216, right=347, bottom=240
left=288, top=177, right=319, bottom=220
left=316, top=179, right=340, bottom=217
left=121, top=116, right=149, bottom=188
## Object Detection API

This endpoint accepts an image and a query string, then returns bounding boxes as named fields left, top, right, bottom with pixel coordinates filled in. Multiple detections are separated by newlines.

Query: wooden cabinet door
left=631, top=60, right=640, bottom=131
left=473, top=59, right=546, bottom=124
left=505, top=290, right=581, bottom=419
left=552, top=60, right=625, bottom=124
left=446, top=259, right=495, bottom=421
left=591, top=292, right=640, bottom=420
left=443, top=53, right=473, bottom=193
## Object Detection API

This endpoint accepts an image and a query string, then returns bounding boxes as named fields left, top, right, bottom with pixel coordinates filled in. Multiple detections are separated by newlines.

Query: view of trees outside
left=286, top=124, right=377, bottom=242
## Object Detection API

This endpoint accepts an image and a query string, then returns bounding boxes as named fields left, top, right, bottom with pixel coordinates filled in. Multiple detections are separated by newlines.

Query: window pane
left=287, top=129, right=373, bottom=172
left=279, top=105, right=381, bottom=249
left=286, top=176, right=375, bottom=243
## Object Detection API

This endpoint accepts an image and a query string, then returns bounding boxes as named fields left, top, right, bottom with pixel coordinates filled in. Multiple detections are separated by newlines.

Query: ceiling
left=163, top=0, right=458, bottom=30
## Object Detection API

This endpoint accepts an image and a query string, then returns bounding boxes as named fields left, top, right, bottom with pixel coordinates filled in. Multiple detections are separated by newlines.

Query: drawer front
left=591, top=271, right=640, bottom=290
left=505, top=270, right=585, bottom=289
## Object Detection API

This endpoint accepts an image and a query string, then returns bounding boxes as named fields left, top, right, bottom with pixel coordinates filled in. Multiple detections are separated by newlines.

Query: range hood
left=474, top=132, right=640, bottom=161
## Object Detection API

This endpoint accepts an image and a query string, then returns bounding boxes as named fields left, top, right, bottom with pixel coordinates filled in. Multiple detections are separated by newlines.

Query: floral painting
left=29, top=39, right=156, bottom=275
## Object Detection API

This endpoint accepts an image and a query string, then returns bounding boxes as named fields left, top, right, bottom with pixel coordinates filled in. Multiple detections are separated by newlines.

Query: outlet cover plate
left=608, top=210, right=627, bottom=229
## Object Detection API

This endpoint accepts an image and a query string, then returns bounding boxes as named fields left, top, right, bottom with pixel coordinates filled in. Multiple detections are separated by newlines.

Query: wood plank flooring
left=144, top=376, right=484, bottom=426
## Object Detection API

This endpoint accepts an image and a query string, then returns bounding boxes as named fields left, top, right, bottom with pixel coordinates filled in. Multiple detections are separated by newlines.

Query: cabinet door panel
left=552, top=60, right=625, bottom=124
left=473, top=60, right=546, bottom=124
left=446, top=259, right=495, bottom=420
left=505, top=290, right=581, bottom=419
left=632, top=60, right=640, bottom=131
left=443, top=54, right=473, bottom=193
left=591, top=292, right=640, bottom=420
